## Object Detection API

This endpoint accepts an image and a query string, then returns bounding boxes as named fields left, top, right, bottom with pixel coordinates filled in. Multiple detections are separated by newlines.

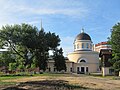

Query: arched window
left=90, top=44, right=92, bottom=49
left=82, top=43, right=84, bottom=48
left=78, top=58, right=87, bottom=63
left=77, top=44, right=79, bottom=49
left=74, top=45, right=76, bottom=49
left=80, top=60, right=86, bottom=62
left=86, top=43, right=89, bottom=49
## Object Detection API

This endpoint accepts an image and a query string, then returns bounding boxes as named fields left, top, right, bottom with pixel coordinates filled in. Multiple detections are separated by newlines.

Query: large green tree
left=34, top=28, right=48, bottom=71
left=0, top=24, right=38, bottom=69
left=53, top=48, right=66, bottom=72
left=0, top=23, right=62, bottom=72
left=35, top=28, right=61, bottom=71
left=109, top=22, right=120, bottom=73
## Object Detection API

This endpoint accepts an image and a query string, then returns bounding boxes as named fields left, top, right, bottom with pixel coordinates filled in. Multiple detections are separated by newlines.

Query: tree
left=34, top=28, right=61, bottom=71
left=34, top=28, right=48, bottom=71
left=46, top=32, right=61, bottom=50
left=53, top=48, right=66, bottom=72
left=0, top=51, right=15, bottom=68
left=113, top=60, right=120, bottom=72
left=0, top=24, right=38, bottom=68
left=0, top=23, right=61, bottom=72
left=109, top=22, right=120, bottom=74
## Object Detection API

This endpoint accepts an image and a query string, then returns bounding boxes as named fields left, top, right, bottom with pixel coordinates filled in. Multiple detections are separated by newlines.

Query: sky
left=0, top=0, right=120, bottom=56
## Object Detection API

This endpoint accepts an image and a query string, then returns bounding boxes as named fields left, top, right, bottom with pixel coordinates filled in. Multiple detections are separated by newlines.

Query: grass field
left=0, top=73, right=120, bottom=90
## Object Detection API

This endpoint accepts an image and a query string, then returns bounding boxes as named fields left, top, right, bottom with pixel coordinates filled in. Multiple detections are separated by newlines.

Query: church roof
left=75, top=32, right=91, bottom=41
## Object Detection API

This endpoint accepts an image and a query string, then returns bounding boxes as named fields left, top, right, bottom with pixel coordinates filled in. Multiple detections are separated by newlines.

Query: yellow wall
left=67, top=51, right=99, bottom=73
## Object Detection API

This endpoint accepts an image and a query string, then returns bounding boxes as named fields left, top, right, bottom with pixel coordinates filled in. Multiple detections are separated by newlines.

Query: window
left=86, top=67, right=88, bottom=72
left=48, top=68, right=51, bottom=72
left=74, top=45, right=76, bottom=49
left=77, top=44, right=79, bottom=49
left=80, top=60, right=86, bottom=62
left=90, top=44, right=92, bottom=49
left=81, top=67, right=85, bottom=73
left=54, top=68, right=56, bottom=72
left=82, top=43, right=84, bottom=48
left=77, top=67, right=79, bottom=72
left=86, top=43, right=89, bottom=49
left=70, top=67, right=72, bottom=72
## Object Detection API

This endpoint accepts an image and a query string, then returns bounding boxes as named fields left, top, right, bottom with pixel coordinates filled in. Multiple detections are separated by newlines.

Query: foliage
left=34, top=28, right=61, bottom=71
left=113, top=60, right=120, bottom=72
left=110, top=23, right=120, bottom=53
left=0, top=51, right=15, bottom=67
left=0, top=23, right=62, bottom=72
left=34, top=29, right=48, bottom=71
left=46, top=32, right=61, bottom=50
left=9, top=63, right=17, bottom=71
left=18, top=64, right=24, bottom=70
left=0, top=24, right=38, bottom=69
left=53, top=48, right=66, bottom=72
left=109, top=22, right=120, bottom=72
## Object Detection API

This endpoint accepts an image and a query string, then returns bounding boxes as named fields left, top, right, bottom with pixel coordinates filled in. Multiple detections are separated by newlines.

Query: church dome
left=75, top=32, right=91, bottom=41
left=74, top=29, right=93, bottom=51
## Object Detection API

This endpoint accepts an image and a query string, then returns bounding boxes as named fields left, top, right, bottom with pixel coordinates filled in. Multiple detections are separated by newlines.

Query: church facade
left=47, top=29, right=99, bottom=74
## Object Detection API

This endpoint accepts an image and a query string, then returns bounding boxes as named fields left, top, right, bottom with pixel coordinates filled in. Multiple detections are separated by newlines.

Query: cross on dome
left=81, top=28, right=84, bottom=33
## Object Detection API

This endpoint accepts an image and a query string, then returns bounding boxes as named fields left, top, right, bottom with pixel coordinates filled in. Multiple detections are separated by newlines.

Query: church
left=47, top=29, right=99, bottom=74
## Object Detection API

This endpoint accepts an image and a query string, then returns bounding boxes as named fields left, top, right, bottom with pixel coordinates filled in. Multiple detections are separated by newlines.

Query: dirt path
left=1, top=74, right=120, bottom=90
left=67, top=75, right=120, bottom=90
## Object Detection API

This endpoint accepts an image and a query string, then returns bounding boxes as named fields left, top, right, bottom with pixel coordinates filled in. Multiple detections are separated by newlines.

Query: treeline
left=0, top=23, right=66, bottom=73
left=109, top=22, right=120, bottom=74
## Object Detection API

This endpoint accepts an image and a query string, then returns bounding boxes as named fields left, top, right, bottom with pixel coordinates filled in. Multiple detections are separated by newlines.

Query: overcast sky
left=0, top=0, right=120, bottom=56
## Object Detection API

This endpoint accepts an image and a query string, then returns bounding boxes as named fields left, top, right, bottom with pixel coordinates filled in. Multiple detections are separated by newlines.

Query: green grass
left=0, top=75, right=34, bottom=81
left=0, top=73, right=68, bottom=81
left=0, top=81, right=16, bottom=85
left=0, top=73, right=115, bottom=90
left=0, top=75, right=26, bottom=81
left=112, top=77, right=120, bottom=80
left=0, top=75, right=18, bottom=85
left=0, top=73, right=70, bottom=86
left=0, top=73, right=33, bottom=85
left=34, top=73, right=69, bottom=77
left=88, top=73, right=120, bottom=80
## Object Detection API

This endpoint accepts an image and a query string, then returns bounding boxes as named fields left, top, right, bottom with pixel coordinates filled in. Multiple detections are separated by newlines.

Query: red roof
left=95, top=41, right=108, bottom=47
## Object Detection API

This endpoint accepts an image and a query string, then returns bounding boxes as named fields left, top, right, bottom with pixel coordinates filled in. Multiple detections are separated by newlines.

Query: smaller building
left=95, top=41, right=111, bottom=52
left=99, top=49, right=112, bottom=67
left=95, top=42, right=112, bottom=76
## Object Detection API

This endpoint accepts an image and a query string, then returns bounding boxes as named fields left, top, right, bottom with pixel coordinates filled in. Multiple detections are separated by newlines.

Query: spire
left=40, top=19, right=44, bottom=31
left=81, top=28, right=84, bottom=33
left=41, top=19, right=42, bottom=30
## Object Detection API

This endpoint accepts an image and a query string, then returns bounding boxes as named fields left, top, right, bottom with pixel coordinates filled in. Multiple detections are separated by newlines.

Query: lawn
left=0, top=73, right=120, bottom=90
